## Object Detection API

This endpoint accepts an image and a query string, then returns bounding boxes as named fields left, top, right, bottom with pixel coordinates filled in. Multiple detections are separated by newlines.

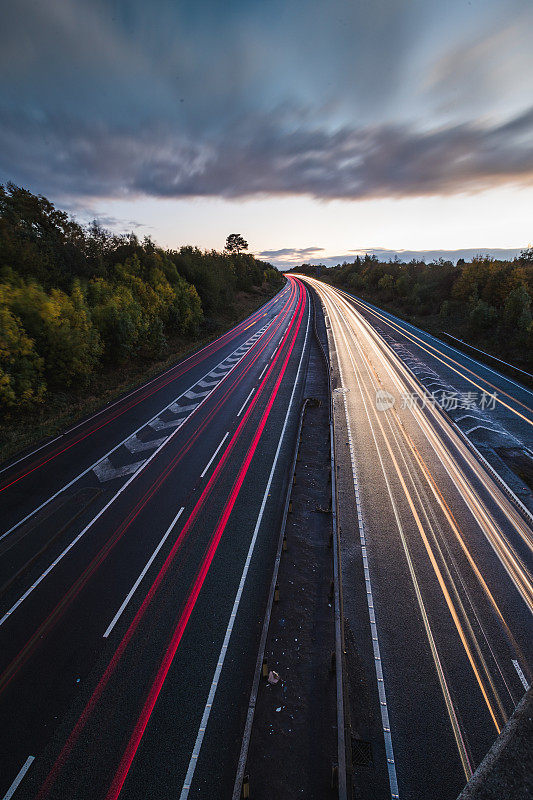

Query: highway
left=0, top=276, right=311, bottom=800
left=298, top=277, right=532, bottom=800
left=334, top=290, right=533, bottom=515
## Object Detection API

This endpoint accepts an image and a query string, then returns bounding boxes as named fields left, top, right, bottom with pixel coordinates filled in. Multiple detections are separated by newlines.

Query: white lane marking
left=103, top=507, right=185, bottom=638
left=2, top=756, right=34, bottom=800
left=0, top=320, right=277, bottom=624
left=124, top=435, right=167, bottom=454
left=0, top=292, right=284, bottom=478
left=148, top=417, right=185, bottom=433
left=512, top=659, right=530, bottom=691
left=463, top=424, right=499, bottom=436
left=92, top=457, right=147, bottom=483
left=340, top=390, right=400, bottom=799
left=200, top=433, right=229, bottom=478
left=179, top=299, right=310, bottom=799
left=237, top=388, right=255, bottom=417
left=258, top=362, right=269, bottom=380
left=1, top=321, right=272, bottom=543
left=183, top=388, right=211, bottom=400
left=168, top=401, right=198, bottom=415
left=197, top=378, right=219, bottom=389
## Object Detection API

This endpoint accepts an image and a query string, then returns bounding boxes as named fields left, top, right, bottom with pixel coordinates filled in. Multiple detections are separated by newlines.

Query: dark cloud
left=1, top=1, right=532, bottom=204
left=1, top=106, right=533, bottom=203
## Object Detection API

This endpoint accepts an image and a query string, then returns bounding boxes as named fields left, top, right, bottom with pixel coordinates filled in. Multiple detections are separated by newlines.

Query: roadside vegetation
left=0, top=183, right=283, bottom=457
left=297, top=250, right=533, bottom=371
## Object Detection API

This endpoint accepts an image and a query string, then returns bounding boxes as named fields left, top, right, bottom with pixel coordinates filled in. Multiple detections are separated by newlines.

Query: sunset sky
left=1, top=0, right=532, bottom=267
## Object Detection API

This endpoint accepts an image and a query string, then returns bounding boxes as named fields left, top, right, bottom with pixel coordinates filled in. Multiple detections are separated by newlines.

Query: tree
left=0, top=304, right=46, bottom=408
left=503, top=284, right=532, bottom=345
left=225, top=234, right=248, bottom=255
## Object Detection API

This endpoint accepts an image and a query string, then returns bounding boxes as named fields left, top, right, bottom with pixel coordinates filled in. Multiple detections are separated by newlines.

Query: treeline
left=0, top=184, right=283, bottom=410
left=313, top=251, right=533, bottom=366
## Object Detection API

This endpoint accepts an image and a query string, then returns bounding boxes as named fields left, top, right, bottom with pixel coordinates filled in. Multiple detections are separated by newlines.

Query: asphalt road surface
left=299, top=276, right=532, bottom=800
left=0, top=276, right=312, bottom=800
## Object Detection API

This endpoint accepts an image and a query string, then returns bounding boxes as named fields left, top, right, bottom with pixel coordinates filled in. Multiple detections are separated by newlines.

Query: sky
left=1, top=0, right=532, bottom=268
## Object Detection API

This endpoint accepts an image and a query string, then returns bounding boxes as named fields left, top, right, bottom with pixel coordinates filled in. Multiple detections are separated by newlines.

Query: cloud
left=2, top=106, right=533, bottom=204
left=258, top=247, right=324, bottom=259
left=1, top=0, right=533, bottom=207
left=62, top=201, right=151, bottom=232
left=267, top=247, right=527, bottom=270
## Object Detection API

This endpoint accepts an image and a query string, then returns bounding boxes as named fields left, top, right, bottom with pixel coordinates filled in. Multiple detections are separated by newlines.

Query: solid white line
left=2, top=756, right=34, bottom=800
left=237, top=388, right=255, bottom=417
left=1, top=320, right=273, bottom=543
left=0, top=292, right=283, bottom=478
left=258, top=362, right=269, bottom=380
left=0, top=320, right=277, bottom=625
left=340, top=389, right=400, bottom=799
left=103, top=507, right=185, bottom=638
left=179, top=299, right=310, bottom=799
left=512, top=659, right=530, bottom=691
left=200, top=433, right=229, bottom=478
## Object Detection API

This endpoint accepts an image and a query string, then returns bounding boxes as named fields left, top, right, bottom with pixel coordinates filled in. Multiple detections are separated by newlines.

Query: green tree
left=225, top=234, right=248, bottom=255
left=0, top=303, right=46, bottom=408
left=9, top=281, right=102, bottom=389
left=469, top=299, right=498, bottom=333
left=503, top=285, right=532, bottom=345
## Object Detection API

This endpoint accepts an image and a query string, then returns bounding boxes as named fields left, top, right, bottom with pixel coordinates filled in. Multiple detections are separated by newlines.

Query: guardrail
left=440, top=331, right=533, bottom=386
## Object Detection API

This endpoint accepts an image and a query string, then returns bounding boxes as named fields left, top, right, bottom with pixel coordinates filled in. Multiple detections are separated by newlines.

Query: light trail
left=340, top=289, right=533, bottom=424
left=315, top=280, right=533, bottom=605
left=34, top=280, right=307, bottom=800
left=299, top=275, right=533, bottom=786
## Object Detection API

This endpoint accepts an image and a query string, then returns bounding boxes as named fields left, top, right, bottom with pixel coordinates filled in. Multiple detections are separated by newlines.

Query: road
left=334, top=289, right=533, bottom=514
left=0, top=276, right=311, bottom=800
left=298, top=277, right=533, bottom=800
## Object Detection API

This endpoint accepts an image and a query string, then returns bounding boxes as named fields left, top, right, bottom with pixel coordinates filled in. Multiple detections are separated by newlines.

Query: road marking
left=179, top=298, right=310, bottom=800
left=92, top=457, right=147, bottom=483
left=0, top=293, right=283, bottom=480
left=339, top=389, right=400, bottom=799
left=2, top=756, right=34, bottom=800
left=123, top=435, right=167, bottom=454
left=0, top=331, right=268, bottom=624
left=1, top=321, right=272, bottom=542
left=463, top=424, right=499, bottom=437
left=512, top=659, right=530, bottom=691
left=237, top=388, right=255, bottom=417
left=148, top=417, right=186, bottom=433
left=0, top=311, right=290, bottom=625
left=103, top=507, right=185, bottom=638
left=325, top=286, right=473, bottom=787
left=200, top=433, right=229, bottom=478
left=258, top=362, right=269, bottom=380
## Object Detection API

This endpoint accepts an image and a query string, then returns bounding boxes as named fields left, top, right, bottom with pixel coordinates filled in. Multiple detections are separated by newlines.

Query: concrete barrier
left=457, top=687, right=533, bottom=800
